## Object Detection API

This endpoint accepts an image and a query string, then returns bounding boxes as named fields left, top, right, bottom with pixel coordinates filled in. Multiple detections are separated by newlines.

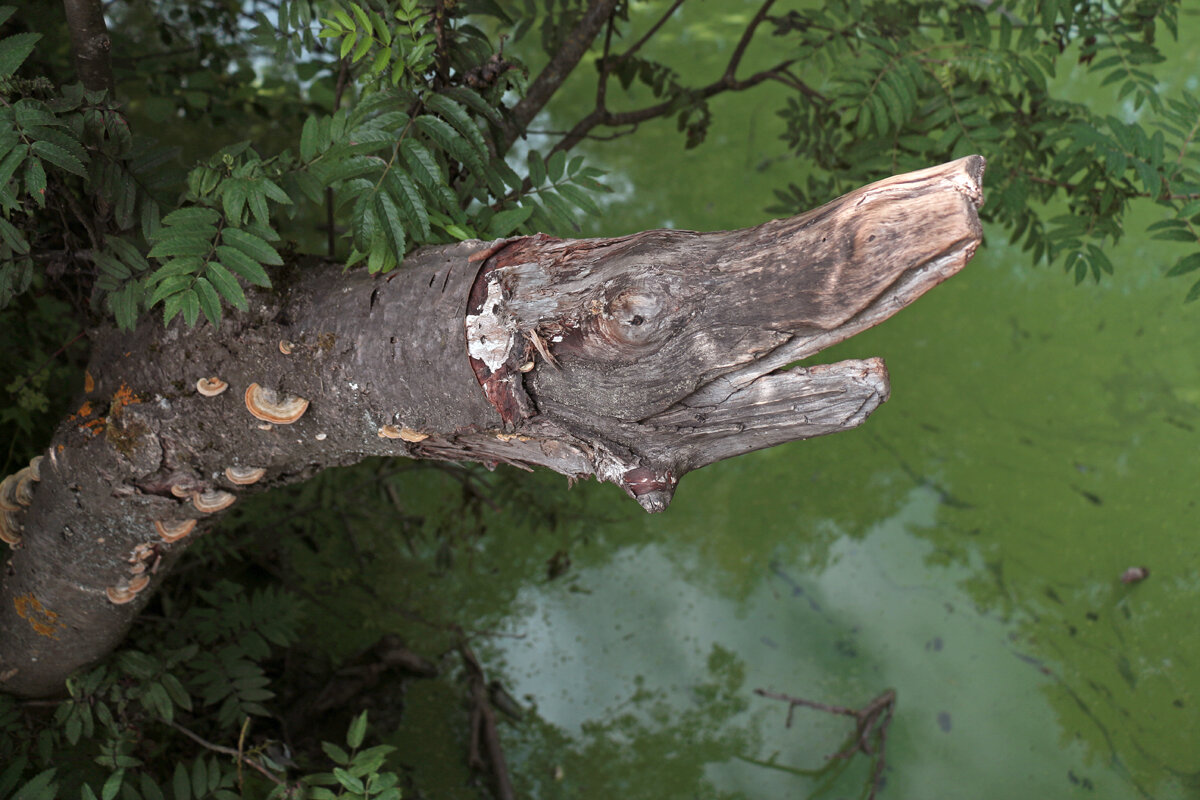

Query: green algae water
left=304, top=4, right=1200, bottom=797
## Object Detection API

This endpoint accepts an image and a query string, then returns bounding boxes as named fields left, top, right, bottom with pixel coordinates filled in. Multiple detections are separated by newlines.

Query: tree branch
left=0, top=158, right=984, bottom=698
left=548, top=59, right=799, bottom=157
left=545, top=0, right=825, bottom=157
left=61, top=0, right=115, bottom=94
left=501, top=0, right=622, bottom=153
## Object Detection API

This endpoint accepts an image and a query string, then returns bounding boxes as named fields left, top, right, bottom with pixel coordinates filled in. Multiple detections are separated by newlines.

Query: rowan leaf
left=30, top=140, right=87, bottom=177
left=162, top=206, right=222, bottom=227
left=222, top=227, right=283, bottom=265
left=221, top=178, right=249, bottom=224
left=0, top=32, right=40, bottom=79
left=194, top=276, right=222, bottom=326
left=385, top=169, right=429, bottom=239
left=400, top=139, right=441, bottom=189
left=485, top=205, right=533, bottom=237
left=147, top=274, right=193, bottom=307
left=215, top=245, right=271, bottom=287
left=206, top=261, right=249, bottom=310
left=300, top=115, right=320, bottom=161
left=415, top=115, right=483, bottom=173
left=557, top=182, right=602, bottom=217
left=423, top=94, right=489, bottom=161
left=546, top=150, right=566, bottom=183
left=181, top=288, right=200, bottom=327
left=352, top=189, right=379, bottom=252
left=23, top=156, right=45, bottom=207
left=375, top=189, right=406, bottom=256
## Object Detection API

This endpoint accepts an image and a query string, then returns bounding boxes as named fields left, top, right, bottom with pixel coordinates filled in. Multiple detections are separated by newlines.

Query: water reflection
left=369, top=4, right=1200, bottom=794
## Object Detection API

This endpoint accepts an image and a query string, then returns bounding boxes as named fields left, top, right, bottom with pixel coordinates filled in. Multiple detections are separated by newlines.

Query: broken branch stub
left=0, top=158, right=981, bottom=698
left=466, top=156, right=985, bottom=510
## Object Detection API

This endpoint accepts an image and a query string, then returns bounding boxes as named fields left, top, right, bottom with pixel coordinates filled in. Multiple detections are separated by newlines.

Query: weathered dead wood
left=0, top=157, right=983, bottom=697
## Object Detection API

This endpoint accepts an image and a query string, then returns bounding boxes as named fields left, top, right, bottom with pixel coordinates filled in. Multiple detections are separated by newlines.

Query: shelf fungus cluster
left=107, top=544, right=159, bottom=605
left=245, top=383, right=309, bottom=425
left=378, top=424, right=429, bottom=442
left=0, top=456, right=42, bottom=546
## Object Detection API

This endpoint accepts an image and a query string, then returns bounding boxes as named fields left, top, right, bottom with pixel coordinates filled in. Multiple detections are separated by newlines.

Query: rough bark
left=0, top=156, right=985, bottom=698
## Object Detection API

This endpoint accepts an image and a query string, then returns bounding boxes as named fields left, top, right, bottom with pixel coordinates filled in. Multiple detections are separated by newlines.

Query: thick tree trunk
left=0, top=157, right=984, bottom=698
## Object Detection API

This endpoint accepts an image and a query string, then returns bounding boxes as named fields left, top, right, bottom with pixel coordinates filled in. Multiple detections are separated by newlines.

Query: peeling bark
left=0, top=157, right=984, bottom=698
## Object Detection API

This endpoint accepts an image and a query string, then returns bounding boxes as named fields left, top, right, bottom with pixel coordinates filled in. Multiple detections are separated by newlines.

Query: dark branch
left=501, top=0, right=622, bottom=153
left=546, top=0, right=825, bottom=157
left=61, top=0, right=115, bottom=94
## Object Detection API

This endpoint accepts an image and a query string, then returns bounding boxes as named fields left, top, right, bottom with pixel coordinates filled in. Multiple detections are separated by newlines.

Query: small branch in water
left=754, top=687, right=896, bottom=799
left=459, top=637, right=515, bottom=800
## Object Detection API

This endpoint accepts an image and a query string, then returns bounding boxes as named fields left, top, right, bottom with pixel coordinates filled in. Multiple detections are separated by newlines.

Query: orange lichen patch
left=110, top=383, right=141, bottom=414
left=13, top=592, right=63, bottom=639
left=84, top=371, right=95, bottom=393
left=67, top=400, right=105, bottom=436
left=56, top=444, right=64, bottom=453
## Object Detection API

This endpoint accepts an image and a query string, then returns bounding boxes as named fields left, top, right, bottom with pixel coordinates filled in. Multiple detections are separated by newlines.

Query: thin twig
left=754, top=688, right=896, bottom=800
left=161, top=718, right=286, bottom=787
left=615, top=0, right=688, bottom=66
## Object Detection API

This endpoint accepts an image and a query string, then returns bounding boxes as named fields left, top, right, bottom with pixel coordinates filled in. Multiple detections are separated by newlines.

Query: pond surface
left=318, top=5, right=1200, bottom=797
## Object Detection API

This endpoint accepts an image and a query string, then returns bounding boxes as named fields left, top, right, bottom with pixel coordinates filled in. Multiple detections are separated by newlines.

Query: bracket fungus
left=196, top=377, right=229, bottom=397
left=105, top=574, right=151, bottom=605
left=192, top=490, right=236, bottom=514
left=224, top=466, right=266, bottom=485
left=105, top=584, right=136, bottom=605
left=0, top=475, right=20, bottom=512
left=155, top=519, right=197, bottom=543
left=244, top=383, right=309, bottom=424
left=169, top=484, right=195, bottom=499
left=379, top=425, right=429, bottom=442
left=0, top=457, right=40, bottom=511
left=0, top=511, right=20, bottom=546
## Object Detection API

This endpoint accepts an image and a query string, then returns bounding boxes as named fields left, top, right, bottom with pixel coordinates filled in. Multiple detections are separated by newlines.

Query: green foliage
left=0, top=580, right=402, bottom=800
left=768, top=0, right=1198, bottom=295
left=0, top=0, right=610, bottom=330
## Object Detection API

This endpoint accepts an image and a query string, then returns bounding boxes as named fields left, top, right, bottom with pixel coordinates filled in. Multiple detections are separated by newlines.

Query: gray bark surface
left=0, top=157, right=984, bottom=697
